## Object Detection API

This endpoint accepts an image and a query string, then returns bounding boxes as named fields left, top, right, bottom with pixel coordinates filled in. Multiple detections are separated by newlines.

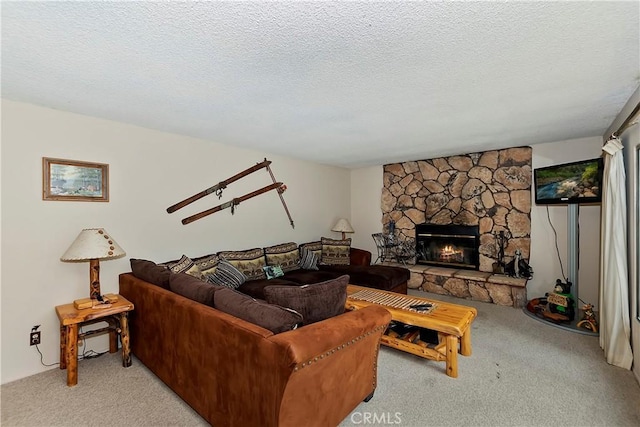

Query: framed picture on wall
left=42, top=157, right=109, bottom=202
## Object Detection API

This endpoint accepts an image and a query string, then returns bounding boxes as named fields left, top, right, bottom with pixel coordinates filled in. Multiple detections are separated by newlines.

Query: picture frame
left=42, top=157, right=109, bottom=202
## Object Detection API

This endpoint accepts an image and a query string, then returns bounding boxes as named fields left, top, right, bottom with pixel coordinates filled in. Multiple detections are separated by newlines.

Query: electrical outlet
left=30, top=331, right=41, bottom=346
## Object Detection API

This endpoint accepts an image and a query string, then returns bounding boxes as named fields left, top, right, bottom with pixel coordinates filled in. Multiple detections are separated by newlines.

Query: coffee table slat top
left=346, top=285, right=477, bottom=337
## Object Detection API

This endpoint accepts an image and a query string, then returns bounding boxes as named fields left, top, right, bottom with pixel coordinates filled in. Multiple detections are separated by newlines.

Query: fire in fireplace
left=415, top=224, right=480, bottom=270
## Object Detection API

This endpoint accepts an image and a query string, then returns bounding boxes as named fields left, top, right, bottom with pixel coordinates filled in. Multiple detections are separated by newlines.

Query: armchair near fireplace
left=372, top=233, right=415, bottom=265
left=372, top=233, right=395, bottom=264
left=393, top=238, right=416, bottom=265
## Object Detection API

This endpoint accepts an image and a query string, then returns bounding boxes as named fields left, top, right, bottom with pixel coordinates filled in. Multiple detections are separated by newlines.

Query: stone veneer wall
left=382, top=146, right=532, bottom=272
left=381, top=147, right=533, bottom=307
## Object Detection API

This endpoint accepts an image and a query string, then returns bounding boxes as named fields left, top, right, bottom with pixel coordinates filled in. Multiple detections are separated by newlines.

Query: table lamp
left=331, top=218, right=354, bottom=240
left=61, top=228, right=126, bottom=300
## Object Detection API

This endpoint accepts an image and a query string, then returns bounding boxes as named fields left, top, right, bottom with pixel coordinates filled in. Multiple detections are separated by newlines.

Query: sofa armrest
left=268, top=305, right=390, bottom=365
left=269, top=306, right=391, bottom=427
left=350, top=247, right=371, bottom=266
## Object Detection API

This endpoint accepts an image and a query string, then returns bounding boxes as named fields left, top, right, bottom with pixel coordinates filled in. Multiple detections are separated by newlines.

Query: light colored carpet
left=2, top=292, right=639, bottom=427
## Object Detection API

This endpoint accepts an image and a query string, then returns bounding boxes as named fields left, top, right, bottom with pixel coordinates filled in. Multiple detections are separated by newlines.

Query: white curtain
left=599, top=136, right=633, bottom=369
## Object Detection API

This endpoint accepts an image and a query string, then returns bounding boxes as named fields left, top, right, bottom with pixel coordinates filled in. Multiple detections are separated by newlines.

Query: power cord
left=546, top=205, right=568, bottom=282
left=35, top=326, right=109, bottom=367
left=79, top=325, right=108, bottom=360
left=34, top=344, right=59, bottom=367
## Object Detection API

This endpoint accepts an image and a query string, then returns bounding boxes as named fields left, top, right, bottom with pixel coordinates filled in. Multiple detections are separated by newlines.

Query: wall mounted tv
left=534, top=157, right=604, bottom=205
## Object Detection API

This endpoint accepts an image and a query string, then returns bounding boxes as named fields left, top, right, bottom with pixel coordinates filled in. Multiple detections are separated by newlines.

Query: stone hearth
left=385, top=262, right=527, bottom=308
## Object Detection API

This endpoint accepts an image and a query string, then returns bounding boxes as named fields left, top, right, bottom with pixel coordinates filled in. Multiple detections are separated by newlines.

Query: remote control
left=409, top=303, right=432, bottom=311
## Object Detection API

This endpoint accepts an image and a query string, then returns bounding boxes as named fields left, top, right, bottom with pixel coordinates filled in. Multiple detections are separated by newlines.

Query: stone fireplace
left=381, top=147, right=532, bottom=307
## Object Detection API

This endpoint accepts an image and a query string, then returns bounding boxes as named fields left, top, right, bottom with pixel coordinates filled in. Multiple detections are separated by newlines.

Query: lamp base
left=89, top=259, right=101, bottom=300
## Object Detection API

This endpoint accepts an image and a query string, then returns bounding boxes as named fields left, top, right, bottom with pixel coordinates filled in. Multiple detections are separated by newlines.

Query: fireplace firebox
left=415, top=224, right=480, bottom=270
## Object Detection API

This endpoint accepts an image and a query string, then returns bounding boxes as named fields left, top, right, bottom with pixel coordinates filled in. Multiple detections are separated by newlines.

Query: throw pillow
left=214, top=288, right=303, bottom=334
left=320, top=237, right=351, bottom=265
left=263, top=265, right=285, bottom=280
left=217, top=248, right=267, bottom=280
left=264, top=242, right=300, bottom=272
left=130, top=258, right=171, bottom=289
left=165, top=254, right=204, bottom=279
left=299, top=241, right=322, bottom=258
left=192, top=253, right=220, bottom=276
left=263, top=274, right=349, bottom=325
left=298, top=247, right=319, bottom=270
left=206, top=259, right=246, bottom=289
left=169, top=272, right=219, bottom=307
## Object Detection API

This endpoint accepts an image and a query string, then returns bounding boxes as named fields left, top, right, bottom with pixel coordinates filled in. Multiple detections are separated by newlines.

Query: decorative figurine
left=577, top=303, right=598, bottom=333
left=504, top=249, right=534, bottom=279
left=545, top=279, right=575, bottom=322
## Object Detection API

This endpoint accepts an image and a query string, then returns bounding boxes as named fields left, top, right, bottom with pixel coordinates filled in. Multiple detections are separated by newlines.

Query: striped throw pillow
left=206, top=259, right=246, bottom=289
left=299, top=247, right=319, bottom=270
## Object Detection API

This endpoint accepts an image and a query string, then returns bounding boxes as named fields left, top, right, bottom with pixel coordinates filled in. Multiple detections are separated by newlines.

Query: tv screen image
left=534, top=157, right=603, bottom=205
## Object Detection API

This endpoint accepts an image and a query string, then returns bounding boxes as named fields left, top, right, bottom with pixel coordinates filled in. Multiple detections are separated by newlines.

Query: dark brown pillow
left=263, top=275, right=349, bottom=325
left=130, top=258, right=171, bottom=289
left=169, top=272, right=219, bottom=307
left=214, top=288, right=303, bottom=334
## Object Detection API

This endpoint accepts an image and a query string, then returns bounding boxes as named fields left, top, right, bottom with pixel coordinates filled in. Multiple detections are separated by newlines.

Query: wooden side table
left=55, top=295, right=134, bottom=386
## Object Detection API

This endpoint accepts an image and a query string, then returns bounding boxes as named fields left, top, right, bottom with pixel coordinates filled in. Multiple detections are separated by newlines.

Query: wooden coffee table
left=346, top=285, right=477, bottom=378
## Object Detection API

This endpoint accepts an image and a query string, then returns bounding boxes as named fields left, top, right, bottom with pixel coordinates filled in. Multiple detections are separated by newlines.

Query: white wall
left=350, top=165, right=384, bottom=258
left=351, top=138, right=604, bottom=306
left=0, top=100, right=351, bottom=384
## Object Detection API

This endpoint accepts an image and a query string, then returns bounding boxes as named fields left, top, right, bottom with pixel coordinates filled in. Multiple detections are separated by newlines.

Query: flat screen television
left=533, top=157, right=604, bottom=205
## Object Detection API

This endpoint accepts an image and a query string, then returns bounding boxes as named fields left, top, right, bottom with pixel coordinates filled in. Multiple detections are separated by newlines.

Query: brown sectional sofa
left=120, top=272, right=392, bottom=426
left=119, top=241, right=409, bottom=426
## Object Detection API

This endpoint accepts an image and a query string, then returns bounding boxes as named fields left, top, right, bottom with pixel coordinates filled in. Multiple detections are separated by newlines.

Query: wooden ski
left=182, top=182, right=284, bottom=225
left=166, top=159, right=271, bottom=213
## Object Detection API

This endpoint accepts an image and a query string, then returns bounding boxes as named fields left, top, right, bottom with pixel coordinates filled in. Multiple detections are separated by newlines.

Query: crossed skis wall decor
left=167, top=159, right=294, bottom=228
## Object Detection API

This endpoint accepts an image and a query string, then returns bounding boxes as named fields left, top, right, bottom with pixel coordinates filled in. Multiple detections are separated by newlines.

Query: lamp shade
left=332, top=218, right=354, bottom=235
left=60, top=228, right=125, bottom=261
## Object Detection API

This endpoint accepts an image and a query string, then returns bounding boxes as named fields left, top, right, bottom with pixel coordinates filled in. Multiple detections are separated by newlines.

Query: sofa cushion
left=218, top=248, right=267, bottom=280
left=169, top=272, right=219, bottom=307
left=206, top=259, right=246, bottom=289
left=165, top=254, right=204, bottom=279
left=264, top=242, right=300, bottom=273
left=264, top=275, right=349, bottom=325
left=320, top=264, right=410, bottom=292
left=281, top=269, right=341, bottom=285
left=299, top=247, right=319, bottom=270
left=130, top=258, right=171, bottom=289
left=237, top=278, right=300, bottom=300
left=192, top=253, right=220, bottom=276
left=214, top=288, right=303, bottom=334
left=321, top=237, right=351, bottom=265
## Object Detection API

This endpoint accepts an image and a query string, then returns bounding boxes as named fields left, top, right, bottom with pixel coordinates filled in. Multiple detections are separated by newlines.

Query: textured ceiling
left=2, top=1, right=639, bottom=168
